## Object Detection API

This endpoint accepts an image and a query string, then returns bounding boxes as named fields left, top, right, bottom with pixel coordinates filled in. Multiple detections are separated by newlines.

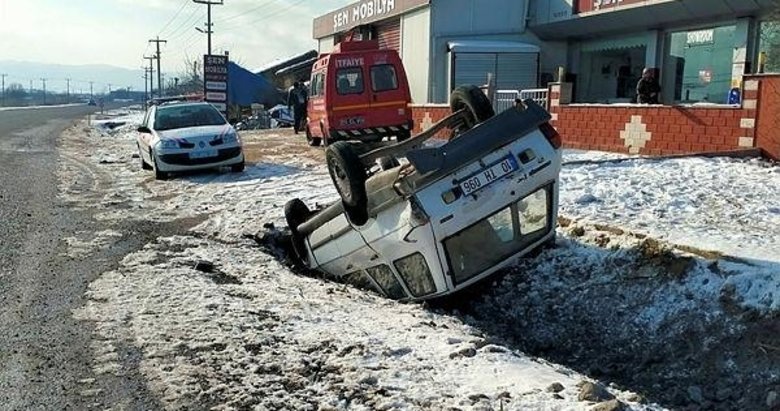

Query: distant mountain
left=0, top=60, right=157, bottom=94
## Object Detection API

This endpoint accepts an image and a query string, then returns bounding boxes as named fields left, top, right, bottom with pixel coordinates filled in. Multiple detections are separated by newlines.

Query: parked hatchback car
left=286, top=87, right=562, bottom=301
left=136, top=102, right=244, bottom=179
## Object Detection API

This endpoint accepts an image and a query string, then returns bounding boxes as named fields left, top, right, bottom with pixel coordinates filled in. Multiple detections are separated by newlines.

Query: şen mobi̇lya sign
left=203, top=55, right=228, bottom=115
left=333, top=0, right=396, bottom=31
left=313, top=0, right=429, bottom=38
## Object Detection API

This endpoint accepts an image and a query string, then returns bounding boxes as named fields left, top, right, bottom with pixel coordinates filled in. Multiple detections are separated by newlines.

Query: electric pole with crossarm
left=149, top=36, right=167, bottom=98
left=193, top=0, right=223, bottom=56
left=144, top=55, right=156, bottom=100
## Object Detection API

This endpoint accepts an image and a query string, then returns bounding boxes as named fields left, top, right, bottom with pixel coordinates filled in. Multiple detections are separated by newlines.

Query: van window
left=344, top=270, right=381, bottom=294
left=336, top=67, right=364, bottom=95
left=311, top=72, right=325, bottom=97
left=370, top=64, right=399, bottom=92
left=394, top=253, right=436, bottom=297
left=365, top=264, right=406, bottom=299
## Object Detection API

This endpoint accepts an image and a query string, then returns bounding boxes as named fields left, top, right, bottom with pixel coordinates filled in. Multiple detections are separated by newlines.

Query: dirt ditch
left=253, top=219, right=780, bottom=411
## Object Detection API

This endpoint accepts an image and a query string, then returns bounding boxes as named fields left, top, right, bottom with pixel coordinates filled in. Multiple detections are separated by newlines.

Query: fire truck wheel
left=450, top=85, right=495, bottom=129
left=326, top=141, right=367, bottom=209
left=284, top=198, right=311, bottom=264
left=305, top=126, right=321, bottom=147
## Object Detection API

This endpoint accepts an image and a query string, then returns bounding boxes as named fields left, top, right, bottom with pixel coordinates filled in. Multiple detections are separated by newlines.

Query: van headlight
left=157, top=139, right=178, bottom=150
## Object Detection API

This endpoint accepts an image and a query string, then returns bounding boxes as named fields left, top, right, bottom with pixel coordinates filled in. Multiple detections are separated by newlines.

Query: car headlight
left=223, top=132, right=239, bottom=144
left=157, top=139, right=178, bottom=150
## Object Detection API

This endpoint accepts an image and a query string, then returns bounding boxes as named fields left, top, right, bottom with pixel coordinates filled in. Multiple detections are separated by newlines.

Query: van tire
left=450, top=85, right=495, bottom=129
left=284, top=199, right=311, bottom=264
left=306, top=126, right=321, bottom=147
left=326, top=142, right=367, bottom=207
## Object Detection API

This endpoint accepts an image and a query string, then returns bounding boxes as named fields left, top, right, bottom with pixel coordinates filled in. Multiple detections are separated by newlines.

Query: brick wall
left=548, top=83, right=761, bottom=156
left=410, top=104, right=451, bottom=139
left=747, top=75, right=780, bottom=160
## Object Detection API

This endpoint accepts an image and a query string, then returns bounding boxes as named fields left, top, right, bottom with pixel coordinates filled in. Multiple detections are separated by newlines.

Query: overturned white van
left=285, top=86, right=562, bottom=301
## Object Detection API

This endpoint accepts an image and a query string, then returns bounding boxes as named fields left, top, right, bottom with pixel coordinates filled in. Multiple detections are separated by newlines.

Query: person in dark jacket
left=287, top=81, right=308, bottom=134
left=636, top=68, right=661, bottom=104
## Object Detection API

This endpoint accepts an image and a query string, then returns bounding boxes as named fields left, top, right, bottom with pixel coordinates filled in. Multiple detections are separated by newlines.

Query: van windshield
left=336, top=67, right=364, bottom=95
left=444, top=186, right=551, bottom=284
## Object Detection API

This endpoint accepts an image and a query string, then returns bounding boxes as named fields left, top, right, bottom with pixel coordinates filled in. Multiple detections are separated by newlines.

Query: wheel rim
left=328, top=158, right=351, bottom=203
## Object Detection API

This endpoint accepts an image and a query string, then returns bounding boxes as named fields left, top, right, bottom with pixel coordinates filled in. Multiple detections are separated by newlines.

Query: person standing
left=287, top=81, right=308, bottom=134
left=636, top=68, right=661, bottom=104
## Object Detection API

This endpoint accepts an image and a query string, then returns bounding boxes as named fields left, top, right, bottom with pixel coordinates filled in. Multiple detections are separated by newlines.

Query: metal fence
left=519, top=88, right=549, bottom=108
left=493, top=88, right=549, bottom=113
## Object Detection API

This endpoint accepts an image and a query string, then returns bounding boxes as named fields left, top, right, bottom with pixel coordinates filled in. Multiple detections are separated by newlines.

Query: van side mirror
left=137, top=126, right=151, bottom=133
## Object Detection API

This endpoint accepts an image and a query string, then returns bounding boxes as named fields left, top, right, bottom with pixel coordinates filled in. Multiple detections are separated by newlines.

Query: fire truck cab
left=305, top=40, right=413, bottom=147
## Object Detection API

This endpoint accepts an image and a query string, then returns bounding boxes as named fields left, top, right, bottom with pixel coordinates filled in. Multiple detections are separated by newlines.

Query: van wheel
left=450, top=85, right=495, bottom=130
left=284, top=198, right=311, bottom=264
left=306, top=126, right=321, bottom=147
left=326, top=142, right=368, bottom=225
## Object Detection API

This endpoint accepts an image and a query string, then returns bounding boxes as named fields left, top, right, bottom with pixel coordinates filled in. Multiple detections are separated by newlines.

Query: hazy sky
left=0, top=0, right=346, bottom=72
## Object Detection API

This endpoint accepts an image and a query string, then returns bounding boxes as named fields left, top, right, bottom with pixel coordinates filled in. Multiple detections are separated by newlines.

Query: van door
left=307, top=69, right=327, bottom=139
left=368, top=53, right=411, bottom=131
left=328, top=57, right=370, bottom=139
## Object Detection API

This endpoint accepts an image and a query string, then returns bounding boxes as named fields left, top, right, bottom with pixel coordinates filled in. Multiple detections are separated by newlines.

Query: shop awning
left=581, top=33, right=649, bottom=52
left=530, top=0, right=775, bottom=40
left=447, top=40, right=540, bottom=54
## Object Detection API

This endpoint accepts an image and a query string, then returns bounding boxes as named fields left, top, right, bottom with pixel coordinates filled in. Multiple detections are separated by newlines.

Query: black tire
left=230, top=161, right=245, bottom=173
left=396, top=128, right=411, bottom=142
left=284, top=198, right=311, bottom=264
left=306, top=126, right=321, bottom=147
left=326, top=142, right=366, bottom=208
left=450, top=85, right=495, bottom=130
left=152, top=151, right=168, bottom=180
left=139, top=145, right=152, bottom=170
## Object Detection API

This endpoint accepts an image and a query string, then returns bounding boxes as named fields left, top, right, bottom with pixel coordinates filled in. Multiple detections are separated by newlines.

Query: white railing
left=494, top=88, right=549, bottom=113
left=494, top=90, right=521, bottom=113
left=519, top=88, right=549, bottom=108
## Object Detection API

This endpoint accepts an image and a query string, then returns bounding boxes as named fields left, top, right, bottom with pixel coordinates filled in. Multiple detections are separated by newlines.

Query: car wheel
left=139, top=145, right=152, bottom=170
left=450, top=85, right=495, bottom=131
left=284, top=198, right=311, bottom=265
left=306, top=126, right=321, bottom=147
left=152, top=151, right=168, bottom=180
left=231, top=161, right=245, bottom=173
left=396, top=128, right=411, bottom=142
left=326, top=142, right=368, bottom=225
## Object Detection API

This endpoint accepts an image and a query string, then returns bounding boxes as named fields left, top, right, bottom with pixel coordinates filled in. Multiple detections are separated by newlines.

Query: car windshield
left=444, top=186, right=552, bottom=285
left=154, top=104, right=226, bottom=131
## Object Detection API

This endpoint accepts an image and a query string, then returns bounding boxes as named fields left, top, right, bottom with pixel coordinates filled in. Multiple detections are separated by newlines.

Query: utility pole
left=89, top=81, right=94, bottom=98
left=142, top=69, right=148, bottom=109
left=144, top=55, right=156, bottom=101
left=193, top=0, right=223, bottom=56
left=149, top=37, right=167, bottom=98
left=1, top=74, right=6, bottom=107
left=40, top=78, right=47, bottom=105
left=66, top=78, right=71, bottom=101
left=108, top=83, right=112, bottom=96
left=29, top=80, right=33, bottom=95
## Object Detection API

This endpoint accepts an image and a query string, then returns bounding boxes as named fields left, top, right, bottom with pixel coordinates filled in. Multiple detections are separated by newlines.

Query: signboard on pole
left=204, top=54, right=229, bottom=116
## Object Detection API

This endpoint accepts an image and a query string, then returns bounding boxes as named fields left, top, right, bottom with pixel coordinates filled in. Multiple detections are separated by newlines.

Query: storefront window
left=578, top=47, right=646, bottom=103
left=759, top=20, right=780, bottom=73
left=662, top=25, right=735, bottom=104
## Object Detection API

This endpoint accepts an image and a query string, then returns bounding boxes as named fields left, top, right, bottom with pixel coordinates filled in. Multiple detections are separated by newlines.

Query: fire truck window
left=336, top=67, right=364, bottom=95
left=371, top=64, right=398, bottom=92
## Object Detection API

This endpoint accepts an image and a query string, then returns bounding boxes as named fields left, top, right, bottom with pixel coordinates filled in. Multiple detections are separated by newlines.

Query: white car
left=285, top=86, right=562, bottom=301
left=136, top=102, right=244, bottom=179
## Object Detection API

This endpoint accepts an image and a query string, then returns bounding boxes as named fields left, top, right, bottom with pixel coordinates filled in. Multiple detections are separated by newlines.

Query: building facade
left=313, top=0, right=567, bottom=104
left=532, top=0, right=779, bottom=104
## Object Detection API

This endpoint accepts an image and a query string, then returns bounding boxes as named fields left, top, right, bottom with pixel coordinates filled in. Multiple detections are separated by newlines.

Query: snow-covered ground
left=58, top=109, right=779, bottom=409
left=0, top=102, right=84, bottom=111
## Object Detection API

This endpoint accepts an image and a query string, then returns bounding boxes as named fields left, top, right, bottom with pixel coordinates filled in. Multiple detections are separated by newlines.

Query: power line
left=192, top=0, right=224, bottom=55
left=165, top=5, right=202, bottom=42
left=213, top=0, right=275, bottom=24
left=149, top=37, right=168, bottom=98
left=218, top=0, right=306, bottom=33
left=158, top=0, right=191, bottom=37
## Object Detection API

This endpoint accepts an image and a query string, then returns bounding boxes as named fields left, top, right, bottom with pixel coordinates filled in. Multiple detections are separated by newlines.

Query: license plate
left=459, top=155, right=519, bottom=196
left=189, top=149, right=218, bottom=159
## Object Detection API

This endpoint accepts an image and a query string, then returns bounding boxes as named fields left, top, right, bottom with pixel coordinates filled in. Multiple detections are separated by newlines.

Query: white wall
left=401, top=7, right=432, bottom=104
left=318, top=36, right=335, bottom=53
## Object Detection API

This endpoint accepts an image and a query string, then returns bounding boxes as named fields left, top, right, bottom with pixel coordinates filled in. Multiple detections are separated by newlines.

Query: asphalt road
left=0, top=104, right=167, bottom=410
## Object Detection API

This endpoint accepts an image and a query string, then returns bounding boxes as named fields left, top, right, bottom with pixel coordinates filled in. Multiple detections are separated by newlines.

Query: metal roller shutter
left=496, top=53, right=539, bottom=90
left=375, top=19, right=401, bottom=52
left=453, top=52, right=539, bottom=91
